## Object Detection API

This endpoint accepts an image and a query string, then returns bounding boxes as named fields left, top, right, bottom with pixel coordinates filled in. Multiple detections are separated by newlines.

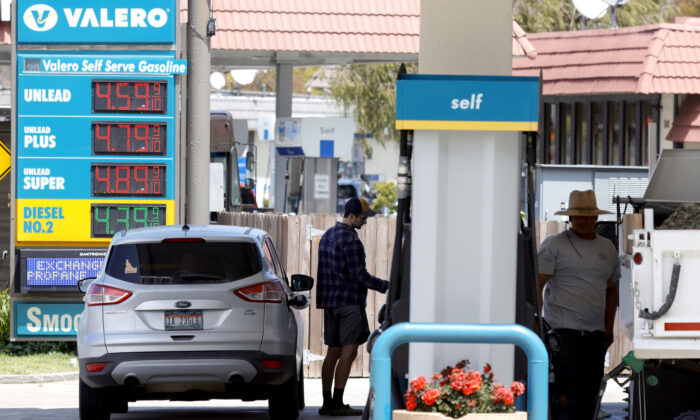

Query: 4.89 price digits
left=92, top=164, right=165, bottom=196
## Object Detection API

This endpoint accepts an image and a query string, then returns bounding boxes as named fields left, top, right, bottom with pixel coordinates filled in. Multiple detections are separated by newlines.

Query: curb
left=0, top=371, right=79, bottom=384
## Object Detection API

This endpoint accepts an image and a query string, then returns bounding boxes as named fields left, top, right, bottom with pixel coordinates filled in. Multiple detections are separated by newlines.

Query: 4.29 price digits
left=92, top=205, right=166, bottom=237
left=92, top=164, right=165, bottom=196
left=93, top=122, right=166, bottom=154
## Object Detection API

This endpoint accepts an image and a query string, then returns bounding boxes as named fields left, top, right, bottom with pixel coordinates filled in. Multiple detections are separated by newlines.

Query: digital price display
left=18, top=248, right=107, bottom=293
left=91, top=204, right=166, bottom=237
left=92, top=80, right=167, bottom=114
left=92, top=164, right=166, bottom=196
left=92, top=122, right=167, bottom=155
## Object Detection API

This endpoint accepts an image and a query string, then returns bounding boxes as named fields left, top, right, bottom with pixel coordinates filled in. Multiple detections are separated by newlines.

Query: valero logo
left=24, top=4, right=58, bottom=32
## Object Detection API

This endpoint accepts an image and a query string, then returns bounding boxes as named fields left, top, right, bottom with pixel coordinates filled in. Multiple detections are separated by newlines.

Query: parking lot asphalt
left=0, top=377, right=629, bottom=419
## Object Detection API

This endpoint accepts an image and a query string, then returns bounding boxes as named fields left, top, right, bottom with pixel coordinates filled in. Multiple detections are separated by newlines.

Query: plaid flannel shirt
left=316, top=222, right=389, bottom=309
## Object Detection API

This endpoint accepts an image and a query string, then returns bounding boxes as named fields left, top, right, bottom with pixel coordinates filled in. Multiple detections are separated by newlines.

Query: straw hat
left=555, top=190, right=612, bottom=216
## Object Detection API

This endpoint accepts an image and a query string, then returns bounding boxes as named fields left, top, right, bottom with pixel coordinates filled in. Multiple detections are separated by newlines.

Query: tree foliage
left=328, top=63, right=417, bottom=153
left=325, top=1, right=688, bottom=151
left=513, top=0, right=677, bottom=32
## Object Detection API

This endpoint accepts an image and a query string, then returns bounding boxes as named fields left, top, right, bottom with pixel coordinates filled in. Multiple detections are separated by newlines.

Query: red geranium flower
left=483, top=363, right=492, bottom=374
left=511, top=381, right=526, bottom=397
left=493, top=384, right=515, bottom=406
left=421, top=388, right=441, bottom=406
left=406, top=394, right=417, bottom=411
left=410, top=376, right=427, bottom=392
left=463, top=370, right=483, bottom=396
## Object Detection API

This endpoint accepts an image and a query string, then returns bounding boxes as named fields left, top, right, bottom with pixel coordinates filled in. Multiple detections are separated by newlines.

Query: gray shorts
left=323, top=304, right=370, bottom=347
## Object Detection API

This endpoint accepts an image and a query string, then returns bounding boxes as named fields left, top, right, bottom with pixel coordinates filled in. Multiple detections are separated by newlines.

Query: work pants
left=549, top=329, right=607, bottom=420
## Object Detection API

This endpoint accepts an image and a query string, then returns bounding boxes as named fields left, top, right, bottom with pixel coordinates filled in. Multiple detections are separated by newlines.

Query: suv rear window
left=105, top=241, right=261, bottom=284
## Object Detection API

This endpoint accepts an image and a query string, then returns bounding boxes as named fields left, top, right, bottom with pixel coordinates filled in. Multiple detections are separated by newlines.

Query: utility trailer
left=617, top=149, right=700, bottom=420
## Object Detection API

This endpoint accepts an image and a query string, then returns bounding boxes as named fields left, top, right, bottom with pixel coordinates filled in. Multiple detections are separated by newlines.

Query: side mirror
left=288, top=292, right=310, bottom=310
left=290, top=274, right=314, bottom=292
left=77, top=277, right=96, bottom=293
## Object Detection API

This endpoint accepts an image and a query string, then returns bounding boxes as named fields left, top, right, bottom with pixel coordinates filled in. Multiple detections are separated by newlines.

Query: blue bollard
left=369, top=322, right=548, bottom=420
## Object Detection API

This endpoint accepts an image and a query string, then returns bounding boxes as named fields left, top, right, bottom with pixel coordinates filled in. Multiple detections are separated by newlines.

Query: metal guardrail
left=370, top=322, right=549, bottom=420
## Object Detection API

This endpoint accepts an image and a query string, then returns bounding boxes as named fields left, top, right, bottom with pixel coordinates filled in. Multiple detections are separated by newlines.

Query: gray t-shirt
left=538, top=230, right=620, bottom=332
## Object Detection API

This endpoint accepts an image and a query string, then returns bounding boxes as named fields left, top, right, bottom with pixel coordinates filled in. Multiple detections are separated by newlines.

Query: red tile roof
left=513, top=23, right=700, bottom=95
left=666, top=95, right=700, bottom=142
left=0, top=22, right=9, bottom=45
left=183, top=0, right=420, bottom=55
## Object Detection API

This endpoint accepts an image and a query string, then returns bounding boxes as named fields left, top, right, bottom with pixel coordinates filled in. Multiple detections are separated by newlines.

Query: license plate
left=165, top=310, right=202, bottom=331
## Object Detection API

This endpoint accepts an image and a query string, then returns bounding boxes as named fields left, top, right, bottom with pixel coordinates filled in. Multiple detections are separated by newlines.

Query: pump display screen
left=91, top=204, right=166, bottom=237
left=92, top=164, right=166, bottom=196
left=92, top=122, right=166, bottom=155
left=92, top=80, right=167, bottom=113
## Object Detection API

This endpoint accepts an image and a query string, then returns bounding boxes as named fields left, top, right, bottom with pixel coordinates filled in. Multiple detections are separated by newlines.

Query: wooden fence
left=219, top=213, right=628, bottom=376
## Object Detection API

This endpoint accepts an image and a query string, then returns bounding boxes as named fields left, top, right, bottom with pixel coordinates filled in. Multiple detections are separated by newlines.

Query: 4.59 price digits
left=93, top=80, right=166, bottom=113
left=92, top=205, right=166, bottom=237
left=93, top=122, right=166, bottom=154
left=92, top=164, right=165, bottom=196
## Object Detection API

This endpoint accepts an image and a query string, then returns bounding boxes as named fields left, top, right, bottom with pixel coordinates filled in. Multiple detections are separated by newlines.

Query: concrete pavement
left=0, top=376, right=629, bottom=419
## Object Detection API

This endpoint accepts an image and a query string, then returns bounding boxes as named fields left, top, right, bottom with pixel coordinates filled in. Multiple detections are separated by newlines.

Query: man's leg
left=322, top=346, right=341, bottom=396
left=320, top=307, right=342, bottom=415
left=333, top=344, right=359, bottom=390
left=330, top=344, right=361, bottom=416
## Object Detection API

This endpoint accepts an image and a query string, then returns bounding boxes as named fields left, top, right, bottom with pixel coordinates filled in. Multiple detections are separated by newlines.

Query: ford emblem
left=175, top=301, right=191, bottom=309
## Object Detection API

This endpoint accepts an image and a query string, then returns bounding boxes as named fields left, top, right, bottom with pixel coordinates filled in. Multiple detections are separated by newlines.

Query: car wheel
left=79, top=379, right=111, bottom=420
left=297, top=366, right=305, bottom=410
left=268, top=373, right=299, bottom=420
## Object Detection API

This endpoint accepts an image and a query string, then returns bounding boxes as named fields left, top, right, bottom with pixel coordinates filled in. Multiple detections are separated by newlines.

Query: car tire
left=297, top=366, right=305, bottom=410
left=110, top=396, right=128, bottom=414
left=268, top=373, right=299, bottom=420
left=79, top=379, right=111, bottom=420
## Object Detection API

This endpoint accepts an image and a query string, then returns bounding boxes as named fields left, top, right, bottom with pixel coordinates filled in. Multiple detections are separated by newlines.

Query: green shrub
left=0, top=289, right=76, bottom=355
left=371, top=181, right=398, bottom=214
left=0, top=288, right=9, bottom=336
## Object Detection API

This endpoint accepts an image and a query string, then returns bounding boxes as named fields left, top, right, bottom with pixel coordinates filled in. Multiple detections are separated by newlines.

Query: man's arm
left=604, top=280, right=619, bottom=339
left=538, top=274, right=550, bottom=315
left=344, top=238, right=389, bottom=293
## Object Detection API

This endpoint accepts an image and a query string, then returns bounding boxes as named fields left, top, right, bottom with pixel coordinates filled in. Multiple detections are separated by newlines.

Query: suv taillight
left=86, top=284, right=132, bottom=306
left=234, top=281, right=283, bottom=303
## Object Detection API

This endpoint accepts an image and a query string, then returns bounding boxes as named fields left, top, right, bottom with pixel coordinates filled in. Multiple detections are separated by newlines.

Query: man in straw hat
left=538, top=190, right=620, bottom=420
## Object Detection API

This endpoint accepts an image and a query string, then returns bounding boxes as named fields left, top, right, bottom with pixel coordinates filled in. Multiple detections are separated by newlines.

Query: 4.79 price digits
left=93, top=122, right=166, bottom=155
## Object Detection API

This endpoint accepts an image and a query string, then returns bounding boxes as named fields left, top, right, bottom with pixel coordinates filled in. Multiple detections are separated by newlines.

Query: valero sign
left=395, top=74, right=539, bottom=132
left=17, top=0, right=176, bottom=44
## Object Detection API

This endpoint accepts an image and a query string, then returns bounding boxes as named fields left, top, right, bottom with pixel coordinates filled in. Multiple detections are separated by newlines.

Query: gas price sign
left=15, top=52, right=185, bottom=246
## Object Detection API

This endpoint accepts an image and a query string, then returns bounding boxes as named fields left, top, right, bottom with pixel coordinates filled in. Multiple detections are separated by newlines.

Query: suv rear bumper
left=80, top=350, right=295, bottom=389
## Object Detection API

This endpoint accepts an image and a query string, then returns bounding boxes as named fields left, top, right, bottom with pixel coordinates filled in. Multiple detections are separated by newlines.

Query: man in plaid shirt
left=317, top=197, right=389, bottom=416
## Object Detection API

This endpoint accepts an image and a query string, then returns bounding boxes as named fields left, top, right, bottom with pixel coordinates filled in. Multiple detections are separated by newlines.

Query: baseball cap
left=344, top=197, right=377, bottom=217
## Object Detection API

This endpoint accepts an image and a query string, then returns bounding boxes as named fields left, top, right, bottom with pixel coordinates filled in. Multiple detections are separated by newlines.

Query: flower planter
left=393, top=410, right=528, bottom=420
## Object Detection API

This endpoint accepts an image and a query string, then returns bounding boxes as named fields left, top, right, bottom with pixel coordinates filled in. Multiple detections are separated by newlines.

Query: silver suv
left=76, top=224, right=313, bottom=420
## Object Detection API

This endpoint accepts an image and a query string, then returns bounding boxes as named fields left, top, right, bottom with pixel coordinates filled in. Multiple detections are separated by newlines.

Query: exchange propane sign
left=12, top=0, right=183, bottom=340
